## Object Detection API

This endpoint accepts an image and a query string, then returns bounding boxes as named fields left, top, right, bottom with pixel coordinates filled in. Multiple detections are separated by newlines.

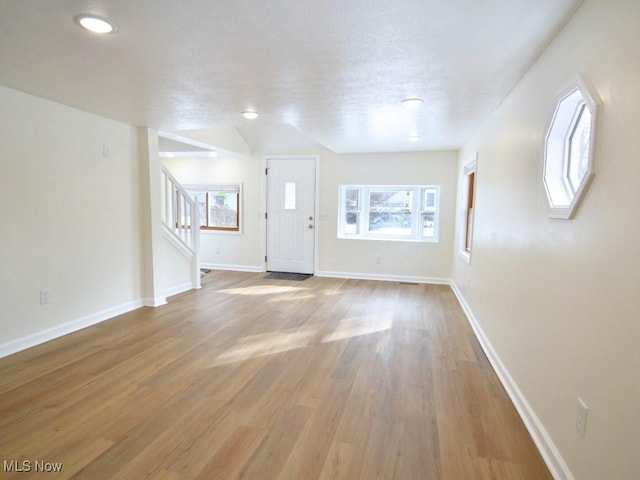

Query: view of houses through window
left=185, top=185, right=241, bottom=232
left=339, top=185, right=440, bottom=242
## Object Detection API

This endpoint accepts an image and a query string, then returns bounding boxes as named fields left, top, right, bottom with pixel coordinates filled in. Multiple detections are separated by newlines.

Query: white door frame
left=262, top=155, right=320, bottom=273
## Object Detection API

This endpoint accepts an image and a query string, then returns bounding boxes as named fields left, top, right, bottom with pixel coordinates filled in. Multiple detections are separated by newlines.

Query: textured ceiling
left=0, top=0, right=582, bottom=154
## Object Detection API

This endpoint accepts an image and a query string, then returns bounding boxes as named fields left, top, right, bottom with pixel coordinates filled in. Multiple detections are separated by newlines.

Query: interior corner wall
left=451, top=1, right=640, bottom=478
left=0, top=85, right=144, bottom=354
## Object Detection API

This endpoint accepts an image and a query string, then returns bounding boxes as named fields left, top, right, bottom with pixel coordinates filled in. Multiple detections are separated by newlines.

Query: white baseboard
left=142, top=297, right=167, bottom=307
left=0, top=299, right=144, bottom=359
left=201, top=263, right=263, bottom=273
left=449, top=281, right=574, bottom=480
left=315, top=270, right=450, bottom=285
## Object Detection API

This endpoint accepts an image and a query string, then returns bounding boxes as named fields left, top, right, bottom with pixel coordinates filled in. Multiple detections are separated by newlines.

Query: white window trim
left=337, top=185, right=441, bottom=243
left=543, top=75, right=600, bottom=220
left=458, top=154, right=477, bottom=263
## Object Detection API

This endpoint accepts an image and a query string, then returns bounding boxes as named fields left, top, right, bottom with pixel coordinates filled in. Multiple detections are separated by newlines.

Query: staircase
left=160, top=164, right=201, bottom=290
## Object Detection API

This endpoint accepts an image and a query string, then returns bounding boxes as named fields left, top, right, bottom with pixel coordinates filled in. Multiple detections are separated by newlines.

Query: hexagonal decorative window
left=543, top=76, right=600, bottom=219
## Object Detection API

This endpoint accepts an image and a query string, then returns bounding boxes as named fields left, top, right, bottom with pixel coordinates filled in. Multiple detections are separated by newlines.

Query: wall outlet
left=40, top=289, right=51, bottom=305
left=576, top=398, right=589, bottom=437
left=215, top=246, right=220, bottom=254
left=102, top=144, right=111, bottom=159
left=374, top=255, right=381, bottom=264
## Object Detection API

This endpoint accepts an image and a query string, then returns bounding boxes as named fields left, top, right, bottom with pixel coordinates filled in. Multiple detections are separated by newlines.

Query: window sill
left=200, top=229, right=242, bottom=236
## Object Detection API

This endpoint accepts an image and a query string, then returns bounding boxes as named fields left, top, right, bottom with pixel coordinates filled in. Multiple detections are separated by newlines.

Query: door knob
left=308, top=224, right=313, bottom=229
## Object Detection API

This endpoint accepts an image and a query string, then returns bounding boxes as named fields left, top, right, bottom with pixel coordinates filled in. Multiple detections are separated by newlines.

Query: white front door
left=266, top=157, right=316, bottom=274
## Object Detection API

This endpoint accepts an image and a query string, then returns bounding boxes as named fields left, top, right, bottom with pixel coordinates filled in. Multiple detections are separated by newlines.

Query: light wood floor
left=0, top=272, right=552, bottom=480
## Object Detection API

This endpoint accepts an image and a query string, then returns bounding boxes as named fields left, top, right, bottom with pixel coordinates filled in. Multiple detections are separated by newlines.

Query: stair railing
left=160, top=164, right=201, bottom=289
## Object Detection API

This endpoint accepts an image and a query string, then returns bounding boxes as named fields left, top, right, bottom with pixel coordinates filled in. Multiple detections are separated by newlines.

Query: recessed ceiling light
left=242, top=111, right=259, bottom=120
left=402, top=98, right=424, bottom=108
left=75, top=14, right=118, bottom=34
left=408, top=134, right=420, bottom=142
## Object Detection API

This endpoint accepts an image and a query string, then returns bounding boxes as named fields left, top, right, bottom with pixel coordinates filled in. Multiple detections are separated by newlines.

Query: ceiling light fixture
left=242, top=111, right=259, bottom=120
left=409, top=134, right=420, bottom=142
left=75, top=14, right=118, bottom=34
left=402, top=98, right=424, bottom=108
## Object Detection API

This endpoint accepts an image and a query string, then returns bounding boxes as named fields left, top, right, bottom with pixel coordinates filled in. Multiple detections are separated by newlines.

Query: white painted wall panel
left=319, top=151, right=458, bottom=280
left=0, top=85, right=143, bottom=349
left=452, top=1, right=640, bottom=478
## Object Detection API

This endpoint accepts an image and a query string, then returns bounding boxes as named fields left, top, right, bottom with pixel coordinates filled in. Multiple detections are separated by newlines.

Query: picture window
left=338, top=185, right=440, bottom=242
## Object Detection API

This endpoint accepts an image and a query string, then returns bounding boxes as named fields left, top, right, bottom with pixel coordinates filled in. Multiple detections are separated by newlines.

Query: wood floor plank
left=193, top=425, right=266, bottom=480
left=163, top=405, right=243, bottom=477
left=234, top=403, right=311, bottom=480
left=288, top=341, right=347, bottom=408
left=276, top=379, right=353, bottom=480
left=0, top=272, right=552, bottom=480
left=317, top=441, right=357, bottom=480
left=45, top=437, right=116, bottom=480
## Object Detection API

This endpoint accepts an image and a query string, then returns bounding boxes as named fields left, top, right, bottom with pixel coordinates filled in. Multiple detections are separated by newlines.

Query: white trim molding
left=543, top=74, right=600, bottom=220
left=143, top=297, right=168, bottom=307
left=0, top=300, right=144, bottom=359
left=162, top=224, right=195, bottom=260
left=315, top=270, right=450, bottom=285
left=457, top=152, right=477, bottom=262
left=449, top=281, right=575, bottom=480
left=201, top=263, right=263, bottom=273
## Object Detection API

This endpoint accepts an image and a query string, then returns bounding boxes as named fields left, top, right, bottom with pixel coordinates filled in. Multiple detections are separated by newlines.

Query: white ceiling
left=0, top=0, right=582, bottom=154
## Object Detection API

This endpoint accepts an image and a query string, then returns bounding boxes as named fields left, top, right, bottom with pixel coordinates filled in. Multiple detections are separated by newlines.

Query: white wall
left=158, top=235, right=193, bottom=297
left=319, top=150, right=458, bottom=280
left=0, top=85, right=143, bottom=353
left=164, top=149, right=457, bottom=281
left=162, top=156, right=264, bottom=271
left=452, top=1, right=640, bottom=478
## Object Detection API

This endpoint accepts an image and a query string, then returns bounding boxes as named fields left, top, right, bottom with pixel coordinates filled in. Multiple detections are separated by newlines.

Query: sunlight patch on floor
left=218, top=285, right=309, bottom=296
left=265, top=293, right=318, bottom=303
left=211, top=325, right=319, bottom=366
left=206, top=310, right=393, bottom=367
left=321, top=314, right=393, bottom=343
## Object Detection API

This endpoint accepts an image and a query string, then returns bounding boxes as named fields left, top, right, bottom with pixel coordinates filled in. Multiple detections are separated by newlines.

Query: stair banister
left=160, top=164, right=201, bottom=290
